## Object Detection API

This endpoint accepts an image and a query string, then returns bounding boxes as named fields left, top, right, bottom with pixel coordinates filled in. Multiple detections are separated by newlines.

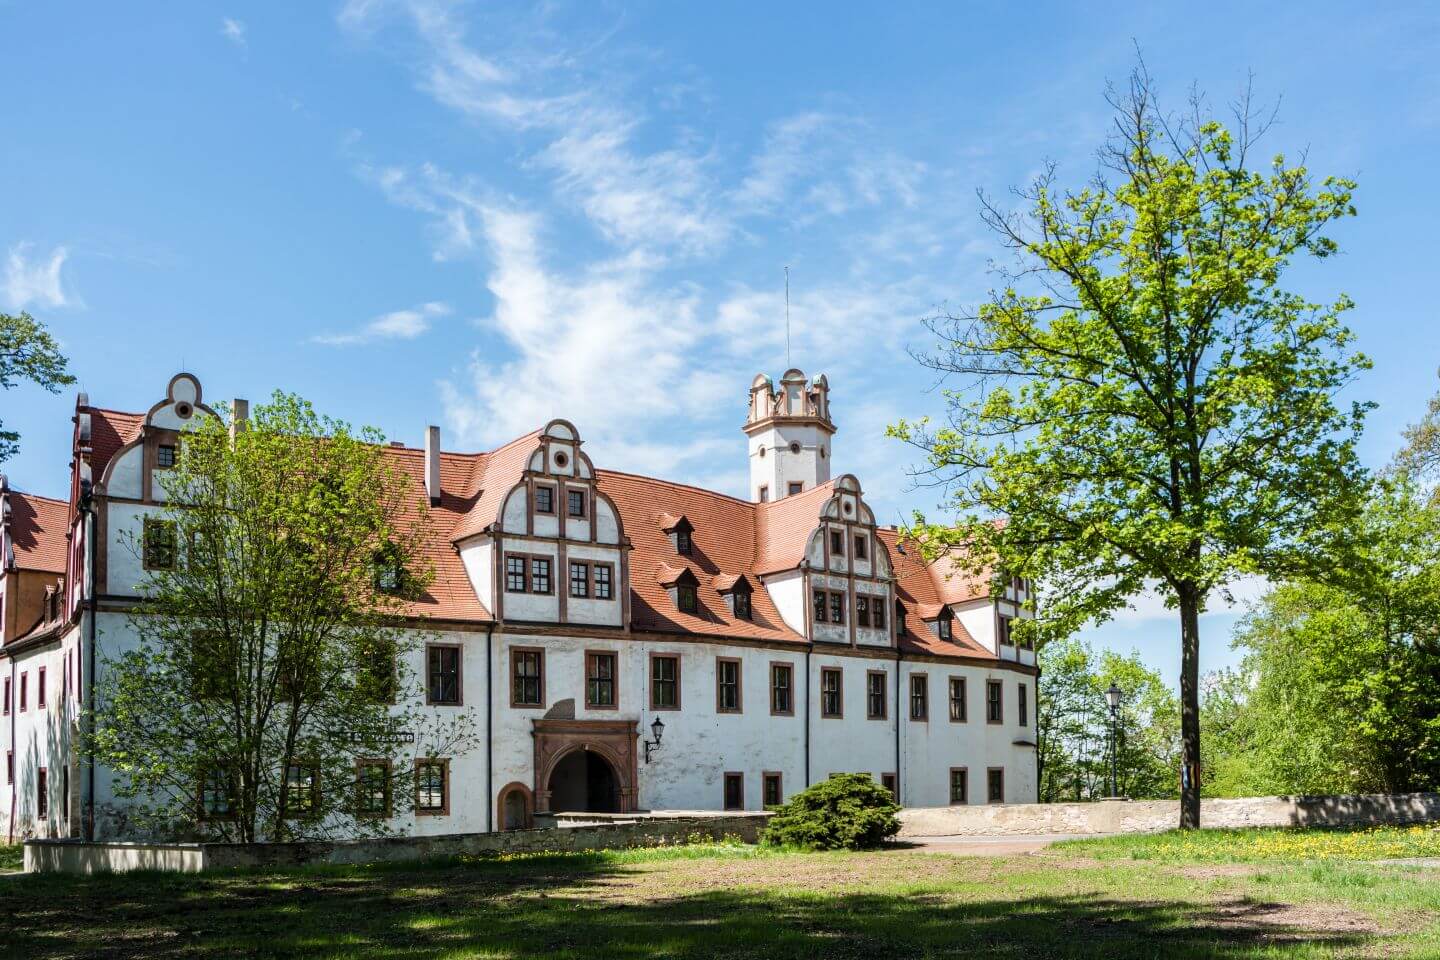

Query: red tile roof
left=87, top=408, right=145, bottom=482
left=4, top=490, right=68, bottom=574
left=753, top=480, right=835, bottom=574
left=448, top=430, right=541, bottom=543
left=878, top=527, right=993, bottom=659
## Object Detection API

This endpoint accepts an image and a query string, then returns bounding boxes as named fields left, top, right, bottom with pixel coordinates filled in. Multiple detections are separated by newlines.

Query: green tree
left=1, top=311, right=75, bottom=463
left=89, top=393, right=479, bottom=841
left=891, top=66, right=1369, bottom=827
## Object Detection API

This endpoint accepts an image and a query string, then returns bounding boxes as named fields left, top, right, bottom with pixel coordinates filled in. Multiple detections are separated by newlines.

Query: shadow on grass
left=0, top=850, right=1381, bottom=959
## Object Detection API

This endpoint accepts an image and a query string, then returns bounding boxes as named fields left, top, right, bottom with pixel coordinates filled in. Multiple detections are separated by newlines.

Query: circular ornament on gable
left=843, top=501, right=853, bottom=515
left=175, top=402, right=194, bottom=419
left=554, top=451, right=569, bottom=468
left=789, top=442, right=801, bottom=454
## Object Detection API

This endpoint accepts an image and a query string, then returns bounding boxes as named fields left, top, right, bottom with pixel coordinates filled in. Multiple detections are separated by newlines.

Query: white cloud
left=3, top=243, right=71, bottom=311
left=1104, top=575, right=1273, bottom=625
left=312, top=301, right=450, bottom=346
left=221, top=17, right=246, bottom=48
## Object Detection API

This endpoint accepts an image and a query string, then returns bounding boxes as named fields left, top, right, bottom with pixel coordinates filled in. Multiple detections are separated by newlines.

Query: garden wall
left=24, top=812, right=771, bottom=875
left=898, top=793, right=1440, bottom=837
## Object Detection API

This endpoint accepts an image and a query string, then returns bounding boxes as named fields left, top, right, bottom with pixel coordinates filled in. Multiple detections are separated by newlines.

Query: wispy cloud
left=221, top=17, right=247, bottom=49
left=311, top=301, right=450, bottom=346
left=3, top=243, right=71, bottom=311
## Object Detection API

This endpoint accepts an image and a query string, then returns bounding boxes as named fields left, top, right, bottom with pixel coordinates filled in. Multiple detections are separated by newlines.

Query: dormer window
left=676, top=528, right=692, bottom=555
left=938, top=609, right=953, bottom=641
left=677, top=583, right=698, bottom=614
left=373, top=545, right=406, bottom=596
left=895, top=600, right=906, bottom=635
left=568, top=490, right=586, bottom=518
left=661, top=515, right=694, bottom=556
left=716, top=574, right=753, bottom=621
left=659, top=564, right=699, bottom=615
left=156, top=444, right=177, bottom=469
left=733, top=589, right=751, bottom=620
left=534, top=486, right=555, bottom=514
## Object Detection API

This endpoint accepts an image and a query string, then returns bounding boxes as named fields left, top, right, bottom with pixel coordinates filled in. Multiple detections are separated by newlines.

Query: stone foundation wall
left=898, top=793, right=1440, bottom=837
left=25, top=812, right=771, bottom=875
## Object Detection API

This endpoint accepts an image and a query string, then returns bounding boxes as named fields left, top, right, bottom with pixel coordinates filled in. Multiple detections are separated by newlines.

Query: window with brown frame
left=354, top=761, right=391, bottom=818
left=37, top=667, right=46, bottom=709
left=1018, top=683, right=1028, bottom=727
left=909, top=674, right=929, bottom=721
left=950, top=767, right=969, bottom=805
left=505, top=555, right=527, bottom=592
left=987, top=767, right=1005, bottom=804
left=570, top=561, right=590, bottom=598
left=675, top=527, right=692, bottom=555
left=812, top=589, right=828, bottom=623
left=156, top=443, right=177, bottom=469
left=197, top=768, right=236, bottom=821
left=854, top=535, right=868, bottom=560
left=856, top=595, right=870, bottom=628
left=872, top=599, right=886, bottom=631
left=19, top=672, right=26, bottom=712
left=283, top=764, right=319, bottom=818
left=998, top=614, right=1014, bottom=647
left=567, top=489, right=586, bottom=518
left=820, top=667, right=842, bottom=718
left=593, top=563, right=614, bottom=600
left=676, top=582, right=698, bottom=614
left=3, top=676, right=9, bottom=715
left=534, top=485, right=555, bottom=514
left=758, top=485, right=769, bottom=503
left=36, top=768, right=48, bottom=820
left=866, top=670, right=887, bottom=720
left=880, top=772, right=898, bottom=801
left=949, top=677, right=967, bottom=722
left=762, top=771, right=783, bottom=807
left=530, top=557, right=552, bottom=594
left=829, top=529, right=844, bottom=555
left=987, top=680, right=1003, bottom=724
left=585, top=651, right=617, bottom=708
left=511, top=649, right=544, bottom=707
left=895, top=600, right=906, bottom=635
left=427, top=645, right=462, bottom=705
left=143, top=517, right=178, bottom=570
left=770, top=662, right=793, bottom=715
left=416, top=759, right=449, bottom=815
left=650, top=654, right=680, bottom=709
left=716, top=658, right=742, bottom=713
left=788, top=482, right=803, bottom=497
left=723, top=771, right=744, bottom=810
left=5, top=750, right=11, bottom=786
left=937, top=611, right=952, bottom=641
left=732, top=586, right=752, bottom=620
left=829, top=592, right=845, bottom=625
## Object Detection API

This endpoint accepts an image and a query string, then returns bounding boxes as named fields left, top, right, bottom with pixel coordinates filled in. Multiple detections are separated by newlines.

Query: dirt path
left=897, top=833, right=1093, bottom=856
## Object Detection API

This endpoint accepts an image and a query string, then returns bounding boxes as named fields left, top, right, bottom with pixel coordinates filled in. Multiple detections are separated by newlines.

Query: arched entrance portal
left=547, top=749, right=619, bottom=813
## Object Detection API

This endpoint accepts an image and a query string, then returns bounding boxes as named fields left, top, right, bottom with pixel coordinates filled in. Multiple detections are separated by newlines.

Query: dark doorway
left=547, top=749, right=619, bottom=813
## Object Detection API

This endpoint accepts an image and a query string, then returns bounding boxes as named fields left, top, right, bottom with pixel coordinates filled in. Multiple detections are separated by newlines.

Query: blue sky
left=4, top=1, right=1438, bottom=687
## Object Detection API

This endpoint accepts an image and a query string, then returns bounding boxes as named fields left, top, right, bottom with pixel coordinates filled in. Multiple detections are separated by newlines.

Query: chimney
left=230, top=398, right=249, bottom=440
left=424, top=425, right=442, bottom=506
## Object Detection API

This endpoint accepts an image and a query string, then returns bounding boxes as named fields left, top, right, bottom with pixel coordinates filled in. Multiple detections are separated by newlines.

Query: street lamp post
left=1105, top=682, right=1122, bottom=799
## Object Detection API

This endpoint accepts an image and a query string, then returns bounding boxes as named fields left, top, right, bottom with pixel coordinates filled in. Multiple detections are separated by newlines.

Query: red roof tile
left=753, top=481, right=835, bottom=574
left=448, top=430, right=541, bottom=543
left=4, top=491, right=68, bottom=574
left=87, top=408, right=145, bottom=483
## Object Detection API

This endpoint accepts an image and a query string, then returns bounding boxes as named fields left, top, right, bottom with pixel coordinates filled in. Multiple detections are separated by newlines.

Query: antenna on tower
left=784, top=266, right=791, bottom=369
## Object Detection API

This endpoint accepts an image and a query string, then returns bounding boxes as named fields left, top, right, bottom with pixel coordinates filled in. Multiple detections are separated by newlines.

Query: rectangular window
left=355, top=761, right=391, bottom=818
left=427, top=645, right=462, bottom=705
left=36, top=667, right=45, bottom=709
left=987, top=680, right=1003, bottom=724
left=854, top=535, right=868, bottom=560
left=5, top=751, right=11, bottom=785
left=2, top=677, right=8, bottom=715
left=416, top=759, right=449, bottom=815
left=950, top=767, right=969, bottom=805
left=812, top=589, right=828, bottom=623
left=534, top=486, right=554, bottom=514
left=856, top=595, right=870, bottom=628
left=733, top=589, right=752, bottom=620
left=511, top=648, right=544, bottom=707
left=505, top=555, right=527, bottom=592
left=762, top=771, right=783, bottom=807
left=820, top=667, right=842, bottom=718
left=758, top=485, right=769, bottom=503
left=677, top=583, right=698, bottom=614
left=938, top=614, right=952, bottom=641
left=570, top=561, right=590, bottom=598
left=675, top=528, right=692, bottom=555
left=593, top=563, right=614, bottom=600
left=716, top=658, right=742, bottom=713
left=19, top=672, right=26, bottom=712
left=156, top=443, right=177, bottom=469
left=200, top=769, right=236, bottom=820
left=987, top=767, right=1005, bottom=804
left=788, top=482, right=803, bottom=497
left=873, top=600, right=885, bottom=631
left=143, top=517, right=178, bottom=570
left=650, top=654, right=680, bottom=709
left=283, top=764, right=318, bottom=817
left=949, top=677, right=967, bottom=723
left=830, top=530, right=843, bottom=554
left=880, top=772, right=897, bottom=801
left=723, top=771, right=744, bottom=811
left=585, top=651, right=617, bottom=708
left=866, top=670, right=887, bottom=720
left=568, top=489, right=586, bottom=517
left=829, top=592, right=845, bottom=625
left=910, top=674, right=929, bottom=721
left=36, top=768, right=48, bottom=820
left=1018, top=683, right=1028, bottom=727
left=530, top=557, right=552, bottom=594
left=770, top=662, right=793, bottom=715
left=998, top=615, right=1013, bottom=647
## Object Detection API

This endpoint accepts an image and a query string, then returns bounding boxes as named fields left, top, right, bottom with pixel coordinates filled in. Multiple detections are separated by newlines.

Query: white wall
left=2, top=627, right=81, bottom=841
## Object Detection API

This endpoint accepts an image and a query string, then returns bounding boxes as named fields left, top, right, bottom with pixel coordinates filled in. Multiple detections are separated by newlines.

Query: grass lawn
left=3, top=827, right=1440, bottom=958
left=0, top=843, right=22, bottom=871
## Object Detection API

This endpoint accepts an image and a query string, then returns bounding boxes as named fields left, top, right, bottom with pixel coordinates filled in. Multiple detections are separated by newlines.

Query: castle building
left=1, top=369, right=1037, bottom=841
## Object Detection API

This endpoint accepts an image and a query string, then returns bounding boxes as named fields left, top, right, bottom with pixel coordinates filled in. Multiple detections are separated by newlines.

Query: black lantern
left=644, top=716, right=666, bottom=764
left=1105, top=683, right=1123, bottom=798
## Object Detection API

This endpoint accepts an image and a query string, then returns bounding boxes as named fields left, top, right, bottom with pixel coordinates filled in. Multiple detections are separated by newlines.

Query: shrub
left=761, top=773, right=901, bottom=850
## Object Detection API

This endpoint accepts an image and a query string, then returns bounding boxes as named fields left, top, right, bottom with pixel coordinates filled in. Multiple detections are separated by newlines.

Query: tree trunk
left=1179, top=588, right=1202, bottom=829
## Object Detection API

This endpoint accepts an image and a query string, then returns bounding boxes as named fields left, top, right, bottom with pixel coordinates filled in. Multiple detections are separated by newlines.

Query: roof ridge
left=6, top=490, right=69, bottom=507
left=597, top=468, right=757, bottom=509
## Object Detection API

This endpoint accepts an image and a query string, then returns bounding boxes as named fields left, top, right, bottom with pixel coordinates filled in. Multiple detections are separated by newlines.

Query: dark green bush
left=761, top=773, right=901, bottom=850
